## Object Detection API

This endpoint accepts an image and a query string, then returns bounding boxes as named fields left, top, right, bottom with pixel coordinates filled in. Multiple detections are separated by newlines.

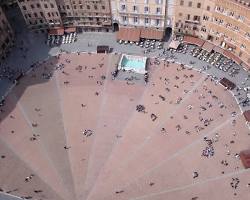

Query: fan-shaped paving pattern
left=0, top=53, right=249, bottom=200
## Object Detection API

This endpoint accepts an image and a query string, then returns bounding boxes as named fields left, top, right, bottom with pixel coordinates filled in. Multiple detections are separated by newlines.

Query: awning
left=213, top=46, right=224, bottom=54
left=48, top=27, right=64, bottom=36
left=202, top=41, right=215, bottom=52
left=240, top=150, right=250, bottom=169
left=183, top=36, right=205, bottom=46
left=140, top=28, right=164, bottom=40
left=116, top=28, right=141, bottom=42
left=223, top=50, right=242, bottom=65
left=241, top=62, right=250, bottom=71
left=219, top=77, right=236, bottom=90
left=225, top=42, right=236, bottom=50
left=168, top=40, right=180, bottom=49
left=243, top=110, right=250, bottom=122
left=64, top=27, right=76, bottom=33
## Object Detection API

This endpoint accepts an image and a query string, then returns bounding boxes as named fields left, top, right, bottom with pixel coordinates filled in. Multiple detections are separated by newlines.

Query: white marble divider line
left=102, top=113, right=241, bottom=200
left=131, top=168, right=250, bottom=200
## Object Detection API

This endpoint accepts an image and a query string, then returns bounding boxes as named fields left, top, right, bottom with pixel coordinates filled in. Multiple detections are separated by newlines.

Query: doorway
left=164, top=27, right=172, bottom=42
left=113, top=23, right=119, bottom=32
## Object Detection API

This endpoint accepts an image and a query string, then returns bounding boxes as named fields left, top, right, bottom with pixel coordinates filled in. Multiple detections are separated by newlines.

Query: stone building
left=16, top=0, right=250, bottom=66
left=55, top=0, right=112, bottom=32
left=17, top=0, right=112, bottom=32
left=17, top=0, right=62, bottom=32
left=0, top=6, right=14, bottom=61
left=112, top=0, right=167, bottom=29
left=172, top=0, right=250, bottom=67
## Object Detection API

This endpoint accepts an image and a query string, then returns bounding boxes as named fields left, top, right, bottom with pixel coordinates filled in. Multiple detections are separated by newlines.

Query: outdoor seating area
left=182, top=36, right=247, bottom=77
left=168, top=43, right=188, bottom=53
left=189, top=46, right=239, bottom=75
left=46, top=32, right=77, bottom=46
left=117, top=38, right=163, bottom=53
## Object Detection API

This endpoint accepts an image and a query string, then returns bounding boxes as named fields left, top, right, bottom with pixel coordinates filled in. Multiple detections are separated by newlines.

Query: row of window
left=177, top=15, right=244, bottom=38
left=24, top=11, right=59, bottom=19
left=121, top=16, right=161, bottom=26
left=22, top=3, right=55, bottom=11
left=215, top=6, right=245, bottom=22
left=21, top=1, right=107, bottom=11
left=76, top=17, right=104, bottom=22
left=213, top=17, right=240, bottom=33
left=119, top=0, right=162, bottom=4
left=210, top=29, right=248, bottom=52
left=28, top=19, right=60, bottom=25
left=120, top=5, right=161, bottom=14
left=63, top=12, right=109, bottom=17
left=179, top=1, right=211, bottom=11
left=211, top=18, right=250, bottom=46
left=175, top=22, right=198, bottom=31
left=58, top=4, right=106, bottom=10
left=177, top=12, right=246, bottom=38
left=178, top=13, right=201, bottom=22
left=71, top=1, right=84, bottom=4
left=66, top=0, right=98, bottom=5
left=180, top=1, right=202, bottom=9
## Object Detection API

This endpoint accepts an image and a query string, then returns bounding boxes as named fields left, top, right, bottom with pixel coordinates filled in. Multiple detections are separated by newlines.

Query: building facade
left=208, top=0, right=250, bottom=67
left=0, top=0, right=17, bottom=8
left=17, top=0, right=62, bottom=32
left=55, top=0, right=112, bottom=32
left=16, top=0, right=250, bottom=66
left=172, top=0, right=250, bottom=67
left=111, top=0, right=167, bottom=31
left=0, top=6, right=14, bottom=61
left=17, top=0, right=112, bottom=32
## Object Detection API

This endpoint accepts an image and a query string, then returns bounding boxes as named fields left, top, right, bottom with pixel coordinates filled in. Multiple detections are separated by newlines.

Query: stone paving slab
left=83, top=72, right=146, bottom=198
left=98, top=78, right=240, bottom=189
left=0, top=94, right=70, bottom=200
left=103, top=114, right=249, bottom=200
left=128, top=168, right=250, bottom=200
left=55, top=53, right=110, bottom=200
left=0, top=139, right=65, bottom=200
left=86, top=62, right=205, bottom=199
left=86, top=63, right=245, bottom=200
left=0, top=46, right=249, bottom=200
left=9, top=59, right=77, bottom=200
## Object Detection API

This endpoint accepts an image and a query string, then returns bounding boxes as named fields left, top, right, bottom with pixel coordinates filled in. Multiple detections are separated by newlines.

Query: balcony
left=185, top=19, right=200, bottom=25
left=75, top=21, right=104, bottom=27
left=102, top=20, right=112, bottom=26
